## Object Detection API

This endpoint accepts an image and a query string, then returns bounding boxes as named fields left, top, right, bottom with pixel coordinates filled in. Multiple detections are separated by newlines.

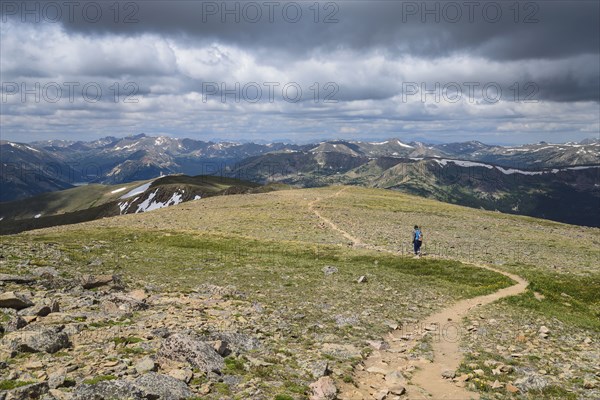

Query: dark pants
left=414, top=240, right=422, bottom=255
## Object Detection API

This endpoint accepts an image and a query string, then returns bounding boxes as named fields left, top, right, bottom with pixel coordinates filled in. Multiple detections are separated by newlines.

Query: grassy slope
left=18, top=185, right=600, bottom=328
left=1, top=185, right=598, bottom=398
left=0, top=179, right=155, bottom=219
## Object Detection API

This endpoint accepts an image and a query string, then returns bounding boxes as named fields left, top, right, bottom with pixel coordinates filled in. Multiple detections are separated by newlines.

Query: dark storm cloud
left=3, top=1, right=598, bottom=61
left=1, top=1, right=598, bottom=143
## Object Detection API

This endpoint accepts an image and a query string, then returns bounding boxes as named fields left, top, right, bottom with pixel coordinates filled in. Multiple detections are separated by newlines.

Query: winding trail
left=308, top=187, right=528, bottom=399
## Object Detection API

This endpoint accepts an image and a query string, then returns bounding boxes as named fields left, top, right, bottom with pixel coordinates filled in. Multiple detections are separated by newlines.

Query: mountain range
left=1, top=134, right=598, bottom=227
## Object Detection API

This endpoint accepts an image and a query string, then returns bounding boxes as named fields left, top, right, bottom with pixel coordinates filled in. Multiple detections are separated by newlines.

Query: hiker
left=413, top=225, right=423, bottom=255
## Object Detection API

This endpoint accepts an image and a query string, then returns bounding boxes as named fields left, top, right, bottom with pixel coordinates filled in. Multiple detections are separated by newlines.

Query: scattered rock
left=390, top=386, right=406, bottom=395
left=506, top=383, right=520, bottom=393
left=367, top=340, right=389, bottom=351
left=213, top=339, right=230, bottom=356
left=167, top=368, right=193, bottom=383
left=20, top=304, right=52, bottom=317
left=73, top=379, right=145, bottom=400
left=4, top=316, right=28, bottom=332
left=322, top=266, right=338, bottom=275
left=135, top=356, right=157, bottom=374
left=0, top=274, right=36, bottom=284
left=4, top=382, right=49, bottom=400
left=101, top=293, right=148, bottom=314
left=48, top=368, right=67, bottom=389
left=385, top=370, right=407, bottom=386
left=307, top=360, right=329, bottom=379
left=0, top=292, right=34, bottom=310
left=80, top=274, right=115, bottom=289
left=32, top=267, right=59, bottom=278
left=514, top=374, right=549, bottom=392
left=134, top=372, right=194, bottom=400
left=158, top=333, right=224, bottom=373
left=357, top=276, right=368, bottom=283
left=491, top=380, right=503, bottom=389
left=309, top=376, right=337, bottom=400
left=442, top=369, right=456, bottom=379
left=3, top=326, right=70, bottom=354
left=127, top=289, right=148, bottom=301
left=151, top=327, right=170, bottom=339
left=583, top=380, right=596, bottom=389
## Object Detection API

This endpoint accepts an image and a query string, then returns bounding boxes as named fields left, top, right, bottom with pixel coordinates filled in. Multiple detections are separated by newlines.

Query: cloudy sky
left=1, top=0, right=598, bottom=144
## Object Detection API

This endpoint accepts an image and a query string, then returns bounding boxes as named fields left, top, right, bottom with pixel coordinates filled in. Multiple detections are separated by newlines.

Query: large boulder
left=134, top=372, right=193, bottom=400
left=0, top=274, right=36, bottom=284
left=3, top=382, right=49, bottom=400
left=80, top=275, right=115, bottom=289
left=101, top=294, right=148, bottom=314
left=72, top=380, right=145, bottom=400
left=158, top=333, right=224, bottom=373
left=3, top=326, right=70, bottom=354
left=309, top=376, right=337, bottom=400
left=0, top=292, right=34, bottom=310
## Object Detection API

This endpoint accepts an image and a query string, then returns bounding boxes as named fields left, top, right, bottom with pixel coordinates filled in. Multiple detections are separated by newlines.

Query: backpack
left=415, top=229, right=422, bottom=241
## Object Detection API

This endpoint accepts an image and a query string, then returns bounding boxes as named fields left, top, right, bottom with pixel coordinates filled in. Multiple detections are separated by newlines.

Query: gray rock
left=80, top=274, right=114, bottom=289
left=0, top=274, right=36, bottom=284
left=4, top=382, right=49, bottom=400
left=72, top=379, right=145, bottom=400
left=213, top=340, right=230, bottom=356
left=0, top=292, right=34, bottom=310
left=158, top=333, right=224, bottom=373
left=134, top=372, right=193, bottom=400
left=308, top=360, right=329, bottom=379
left=514, top=374, right=549, bottom=392
left=309, top=376, right=337, bottom=400
left=48, top=368, right=67, bottom=389
left=151, top=327, right=170, bottom=339
left=167, top=369, right=192, bottom=383
left=101, top=294, right=148, bottom=314
left=3, top=326, right=70, bottom=354
left=32, top=267, right=59, bottom=278
left=357, top=275, right=368, bottom=283
left=19, top=304, right=52, bottom=317
left=4, top=316, right=28, bottom=333
left=442, top=369, right=456, bottom=379
left=135, top=356, right=157, bottom=374
left=322, top=266, right=338, bottom=275
left=208, top=331, right=260, bottom=353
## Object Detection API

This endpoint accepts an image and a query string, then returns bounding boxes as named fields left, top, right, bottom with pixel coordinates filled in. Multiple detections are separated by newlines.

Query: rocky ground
left=457, top=301, right=600, bottom=399
left=1, top=186, right=598, bottom=400
left=0, top=239, right=458, bottom=400
left=0, top=266, right=337, bottom=400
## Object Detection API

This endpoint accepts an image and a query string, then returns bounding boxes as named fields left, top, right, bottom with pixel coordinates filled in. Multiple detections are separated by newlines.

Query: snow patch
left=120, top=181, right=154, bottom=199
left=34, top=214, right=42, bottom=219
left=135, top=190, right=184, bottom=213
left=395, top=139, right=414, bottom=148
left=111, top=187, right=128, bottom=194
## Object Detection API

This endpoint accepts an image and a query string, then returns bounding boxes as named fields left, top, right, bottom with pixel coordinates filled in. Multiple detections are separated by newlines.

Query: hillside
left=0, top=175, right=265, bottom=235
left=230, top=154, right=600, bottom=227
left=0, top=186, right=598, bottom=399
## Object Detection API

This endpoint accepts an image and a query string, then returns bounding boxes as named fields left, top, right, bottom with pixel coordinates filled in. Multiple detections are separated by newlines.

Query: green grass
left=223, top=357, right=246, bottom=374
left=82, top=375, right=117, bottom=385
left=499, top=263, right=600, bottom=331
left=0, top=380, right=35, bottom=390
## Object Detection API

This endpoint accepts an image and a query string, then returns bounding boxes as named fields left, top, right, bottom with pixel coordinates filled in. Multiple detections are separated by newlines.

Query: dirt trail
left=309, top=188, right=528, bottom=400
